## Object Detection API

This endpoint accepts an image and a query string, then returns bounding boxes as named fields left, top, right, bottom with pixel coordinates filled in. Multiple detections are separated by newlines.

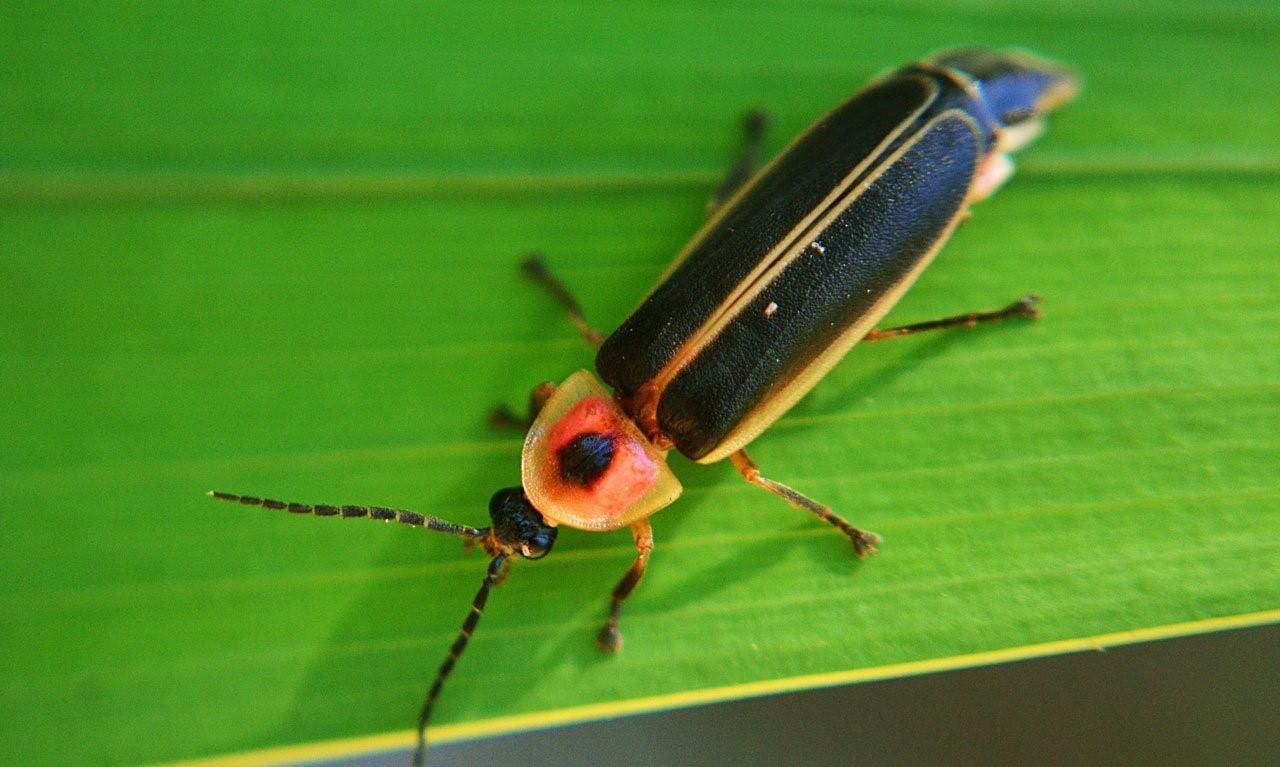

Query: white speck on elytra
left=764, top=301, right=779, bottom=318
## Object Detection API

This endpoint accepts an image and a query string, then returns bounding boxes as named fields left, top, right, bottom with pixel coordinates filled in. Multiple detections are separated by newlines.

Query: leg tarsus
left=520, top=253, right=606, bottom=348
left=596, top=519, right=655, bottom=653
left=487, top=404, right=528, bottom=431
left=488, top=381, right=557, bottom=432
left=731, top=449, right=879, bottom=557
left=863, top=294, right=1041, bottom=343
left=706, top=108, right=770, bottom=218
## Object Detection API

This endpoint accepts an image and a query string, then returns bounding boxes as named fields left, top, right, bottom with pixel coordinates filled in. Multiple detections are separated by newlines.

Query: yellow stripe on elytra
left=635, top=76, right=941, bottom=410
left=653, top=76, right=939, bottom=289
left=161, top=608, right=1280, bottom=767
left=699, top=108, right=982, bottom=463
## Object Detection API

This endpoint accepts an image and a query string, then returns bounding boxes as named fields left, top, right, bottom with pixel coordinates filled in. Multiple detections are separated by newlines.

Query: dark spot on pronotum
left=557, top=432, right=616, bottom=487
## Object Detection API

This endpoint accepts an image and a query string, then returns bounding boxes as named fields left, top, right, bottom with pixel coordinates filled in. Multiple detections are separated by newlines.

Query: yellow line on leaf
left=161, top=608, right=1280, bottom=767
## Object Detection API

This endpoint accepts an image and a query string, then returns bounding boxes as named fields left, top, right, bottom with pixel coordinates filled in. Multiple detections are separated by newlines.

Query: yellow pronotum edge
left=161, top=608, right=1280, bottom=767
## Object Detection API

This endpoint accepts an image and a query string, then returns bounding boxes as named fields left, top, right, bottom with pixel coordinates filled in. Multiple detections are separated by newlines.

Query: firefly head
left=488, top=486, right=558, bottom=560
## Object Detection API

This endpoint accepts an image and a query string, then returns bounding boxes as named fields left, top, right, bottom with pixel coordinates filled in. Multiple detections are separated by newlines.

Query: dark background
left=359, top=624, right=1279, bottom=766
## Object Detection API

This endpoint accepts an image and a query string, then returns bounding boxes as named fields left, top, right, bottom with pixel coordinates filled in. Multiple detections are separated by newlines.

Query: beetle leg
left=596, top=519, right=655, bottom=653
left=520, top=254, right=606, bottom=348
left=862, top=295, right=1041, bottom=342
left=706, top=109, right=770, bottom=218
left=488, top=381, right=557, bottom=431
left=730, top=449, right=880, bottom=557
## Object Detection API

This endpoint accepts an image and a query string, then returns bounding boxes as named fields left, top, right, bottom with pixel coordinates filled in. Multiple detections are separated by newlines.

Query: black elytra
left=555, top=432, right=616, bottom=487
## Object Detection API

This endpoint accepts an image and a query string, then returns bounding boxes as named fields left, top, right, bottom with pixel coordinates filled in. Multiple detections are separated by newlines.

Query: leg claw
left=487, top=405, right=527, bottom=431
left=1012, top=294, right=1042, bottom=319
left=596, top=625, right=622, bottom=653
left=852, top=530, right=881, bottom=558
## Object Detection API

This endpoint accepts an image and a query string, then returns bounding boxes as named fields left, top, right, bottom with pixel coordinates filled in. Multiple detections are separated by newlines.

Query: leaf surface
left=2, top=3, right=1278, bottom=764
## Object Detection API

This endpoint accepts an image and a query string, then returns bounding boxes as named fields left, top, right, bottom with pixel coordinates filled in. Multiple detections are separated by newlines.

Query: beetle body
left=523, top=47, right=1078, bottom=531
left=212, top=47, right=1077, bottom=766
left=602, top=67, right=982, bottom=464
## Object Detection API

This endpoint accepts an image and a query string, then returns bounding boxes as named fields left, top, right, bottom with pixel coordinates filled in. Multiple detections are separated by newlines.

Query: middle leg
left=731, top=449, right=879, bottom=557
left=491, top=252, right=602, bottom=430
left=520, top=254, right=606, bottom=348
left=706, top=109, right=770, bottom=218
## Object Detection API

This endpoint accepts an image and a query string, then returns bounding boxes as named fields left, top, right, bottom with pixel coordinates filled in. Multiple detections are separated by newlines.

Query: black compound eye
left=556, top=431, right=615, bottom=487
left=488, top=486, right=558, bottom=560
left=520, top=532, right=555, bottom=560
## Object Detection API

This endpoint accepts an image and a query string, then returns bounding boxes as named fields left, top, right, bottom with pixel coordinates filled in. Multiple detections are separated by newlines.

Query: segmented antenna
left=207, top=491, right=487, bottom=540
left=211, top=489, right=511, bottom=765
left=412, top=553, right=510, bottom=767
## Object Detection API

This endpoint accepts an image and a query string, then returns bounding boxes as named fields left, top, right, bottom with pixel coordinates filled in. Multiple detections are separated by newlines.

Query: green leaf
left=2, top=3, right=1277, bottom=765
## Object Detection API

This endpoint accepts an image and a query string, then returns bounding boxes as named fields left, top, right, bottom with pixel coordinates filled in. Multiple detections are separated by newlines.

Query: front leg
left=488, top=381, right=557, bottom=431
left=596, top=519, right=655, bottom=653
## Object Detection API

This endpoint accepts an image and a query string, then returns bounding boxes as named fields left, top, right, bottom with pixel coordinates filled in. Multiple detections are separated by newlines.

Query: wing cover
left=659, top=113, right=982, bottom=459
left=596, top=74, right=938, bottom=398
